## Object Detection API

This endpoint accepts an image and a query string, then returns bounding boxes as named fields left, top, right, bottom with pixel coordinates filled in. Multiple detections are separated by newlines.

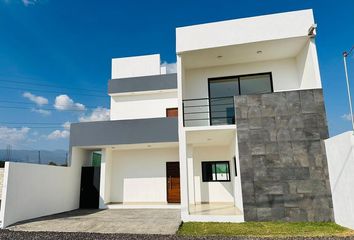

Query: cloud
left=47, top=122, right=71, bottom=140
left=161, top=62, right=177, bottom=74
left=62, top=121, right=71, bottom=130
left=31, top=108, right=51, bottom=116
left=54, top=95, right=85, bottom=111
left=79, top=107, right=110, bottom=122
left=23, top=92, right=48, bottom=106
left=47, top=130, right=70, bottom=140
left=342, top=113, right=352, bottom=121
left=0, top=126, right=30, bottom=146
left=22, top=0, right=38, bottom=6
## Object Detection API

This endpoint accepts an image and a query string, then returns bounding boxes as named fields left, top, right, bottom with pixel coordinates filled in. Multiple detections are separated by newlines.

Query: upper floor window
left=208, top=72, right=273, bottom=97
left=166, top=108, right=178, bottom=117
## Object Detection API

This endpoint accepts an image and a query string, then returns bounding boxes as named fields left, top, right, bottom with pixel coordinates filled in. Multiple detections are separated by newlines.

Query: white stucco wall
left=109, top=147, right=179, bottom=203
left=296, top=39, right=322, bottom=89
left=183, top=57, right=310, bottom=100
left=110, top=91, right=178, bottom=120
left=191, top=145, right=234, bottom=203
left=325, top=131, right=354, bottom=229
left=112, top=54, right=161, bottom=79
left=176, top=9, right=314, bottom=53
left=0, top=148, right=89, bottom=228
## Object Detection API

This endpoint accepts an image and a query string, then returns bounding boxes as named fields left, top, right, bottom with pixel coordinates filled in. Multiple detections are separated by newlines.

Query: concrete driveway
left=7, top=209, right=181, bottom=235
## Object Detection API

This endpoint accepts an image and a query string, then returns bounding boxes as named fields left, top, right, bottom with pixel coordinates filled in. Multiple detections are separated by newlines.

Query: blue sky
left=0, top=0, right=353, bottom=151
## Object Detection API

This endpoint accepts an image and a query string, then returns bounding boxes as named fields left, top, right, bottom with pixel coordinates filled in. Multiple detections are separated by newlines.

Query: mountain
left=0, top=149, right=68, bottom=165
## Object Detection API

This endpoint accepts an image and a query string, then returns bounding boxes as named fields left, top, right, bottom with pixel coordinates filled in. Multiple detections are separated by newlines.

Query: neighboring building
left=70, top=9, right=333, bottom=222
left=0, top=9, right=336, bottom=228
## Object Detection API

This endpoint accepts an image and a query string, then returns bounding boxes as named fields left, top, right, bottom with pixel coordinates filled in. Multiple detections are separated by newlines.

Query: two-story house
left=0, top=9, right=334, bottom=228
left=69, top=9, right=333, bottom=223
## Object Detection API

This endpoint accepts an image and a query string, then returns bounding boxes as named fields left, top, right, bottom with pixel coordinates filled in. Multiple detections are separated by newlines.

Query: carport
left=7, top=209, right=181, bottom=235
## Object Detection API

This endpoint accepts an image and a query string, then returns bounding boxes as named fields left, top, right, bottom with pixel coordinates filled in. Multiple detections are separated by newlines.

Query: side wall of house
left=0, top=148, right=88, bottom=228
left=325, top=132, right=354, bottom=229
left=109, top=147, right=179, bottom=203
left=235, top=89, right=333, bottom=221
left=110, top=91, right=178, bottom=121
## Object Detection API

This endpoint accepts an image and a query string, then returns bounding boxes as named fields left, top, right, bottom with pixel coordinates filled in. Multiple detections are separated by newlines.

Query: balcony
left=182, top=96, right=235, bottom=127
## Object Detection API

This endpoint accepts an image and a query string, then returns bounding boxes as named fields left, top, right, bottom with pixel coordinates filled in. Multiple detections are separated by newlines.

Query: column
left=99, top=148, right=112, bottom=209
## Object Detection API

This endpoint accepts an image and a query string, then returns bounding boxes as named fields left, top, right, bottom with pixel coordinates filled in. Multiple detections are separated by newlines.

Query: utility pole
left=343, top=46, right=354, bottom=133
left=5, top=144, right=12, bottom=162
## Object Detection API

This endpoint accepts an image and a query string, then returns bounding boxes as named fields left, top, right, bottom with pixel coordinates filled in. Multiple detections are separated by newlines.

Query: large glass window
left=209, top=77, right=239, bottom=98
left=208, top=72, right=273, bottom=97
left=239, top=74, right=273, bottom=95
left=202, top=161, right=230, bottom=182
left=207, top=73, right=272, bottom=126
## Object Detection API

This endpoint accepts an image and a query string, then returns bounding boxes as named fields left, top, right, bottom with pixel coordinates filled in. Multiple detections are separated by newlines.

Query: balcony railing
left=182, top=96, right=235, bottom=127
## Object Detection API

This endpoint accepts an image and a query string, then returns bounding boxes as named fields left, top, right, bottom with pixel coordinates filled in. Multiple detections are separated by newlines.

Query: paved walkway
left=8, top=209, right=181, bottom=235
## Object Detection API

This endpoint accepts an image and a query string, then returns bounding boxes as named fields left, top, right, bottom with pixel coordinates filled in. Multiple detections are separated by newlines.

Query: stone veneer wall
left=235, top=89, right=334, bottom=222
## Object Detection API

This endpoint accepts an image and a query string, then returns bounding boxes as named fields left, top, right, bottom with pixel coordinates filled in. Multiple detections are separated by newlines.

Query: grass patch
left=178, top=222, right=354, bottom=238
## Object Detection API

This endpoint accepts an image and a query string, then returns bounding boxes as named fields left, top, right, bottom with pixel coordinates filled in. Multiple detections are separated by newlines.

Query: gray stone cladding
left=235, top=89, right=334, bottom=222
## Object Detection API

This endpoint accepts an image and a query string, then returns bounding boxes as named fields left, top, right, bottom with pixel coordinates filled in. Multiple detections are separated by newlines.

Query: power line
left=0, top=100, right=108, bottom=109
left=0, top=122, right=63, bottom=125
left=0, top=105, right=106, bottom=112
left=0, top=85, right=108, bottom=98
left=0, top=78, right=107, bottom=93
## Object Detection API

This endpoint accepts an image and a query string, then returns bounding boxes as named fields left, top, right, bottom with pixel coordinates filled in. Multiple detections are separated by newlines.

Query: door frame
left=166, top=161, right=181, bottom=203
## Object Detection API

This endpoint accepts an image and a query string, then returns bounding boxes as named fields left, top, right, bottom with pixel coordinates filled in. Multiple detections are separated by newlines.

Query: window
left=166, top=108, right=178, bottom=117
left=209, top=77, right=239, bottom=98
left=207, top=73, right=272, bottom=126
left=202, top=161, right=230, bottom=182
left=239, top=74, right=273, bottom=95
left=208, top=72, right=273, bottom=97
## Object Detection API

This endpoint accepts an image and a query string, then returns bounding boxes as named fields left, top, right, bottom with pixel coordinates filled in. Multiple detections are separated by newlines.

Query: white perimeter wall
left=191, top=145, right=234, bottom=203
left=109, top=147, right=179, bottom=203
left=325, top=131, right=354, bottom=229
left=183, top=55, right=320, bottom=100
left=110, top=91, right=178, bottom=120
left=0, top=148, right=89, bottom=228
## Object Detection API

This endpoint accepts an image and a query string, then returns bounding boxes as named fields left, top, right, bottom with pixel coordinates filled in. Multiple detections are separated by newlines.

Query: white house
left=1, top=9, right=341, bottom=228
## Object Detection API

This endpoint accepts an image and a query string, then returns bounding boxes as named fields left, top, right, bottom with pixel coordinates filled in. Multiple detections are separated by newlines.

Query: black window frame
left=201, top=161, right=231, bottom=182
left=207, top=72, right=273, bottom=126
left=208, top=72, right=274, bottom=98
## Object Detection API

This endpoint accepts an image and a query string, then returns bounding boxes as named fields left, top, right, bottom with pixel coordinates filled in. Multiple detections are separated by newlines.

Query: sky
left=0, top=0, right=353, bottom=151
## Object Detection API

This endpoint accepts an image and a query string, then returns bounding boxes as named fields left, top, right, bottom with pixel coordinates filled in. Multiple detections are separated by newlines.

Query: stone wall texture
left=235, top=89, right=334, bottom=222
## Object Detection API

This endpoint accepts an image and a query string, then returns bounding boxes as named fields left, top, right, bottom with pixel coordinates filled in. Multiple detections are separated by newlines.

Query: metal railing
left=182, top=96, right=235, bottom=127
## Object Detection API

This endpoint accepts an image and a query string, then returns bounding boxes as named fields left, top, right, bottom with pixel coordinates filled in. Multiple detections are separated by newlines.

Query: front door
left=80, top=167, right=100, bottom=209
left=166, top=162, right=180, bottom=203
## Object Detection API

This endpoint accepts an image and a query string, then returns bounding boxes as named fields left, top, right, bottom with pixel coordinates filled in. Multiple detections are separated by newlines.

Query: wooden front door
left=166, top=162, right=181, bottom=203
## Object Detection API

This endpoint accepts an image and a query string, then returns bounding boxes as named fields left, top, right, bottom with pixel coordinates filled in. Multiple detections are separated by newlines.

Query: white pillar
left=233, top=133, right=244, bottom=214
left=177, top=55, right=190, bottom=220
left=187, top=145, right=195, bottom=205
left=99, top=148, right=112, bottom=209
left=229, top=136, right=237, bottom=207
